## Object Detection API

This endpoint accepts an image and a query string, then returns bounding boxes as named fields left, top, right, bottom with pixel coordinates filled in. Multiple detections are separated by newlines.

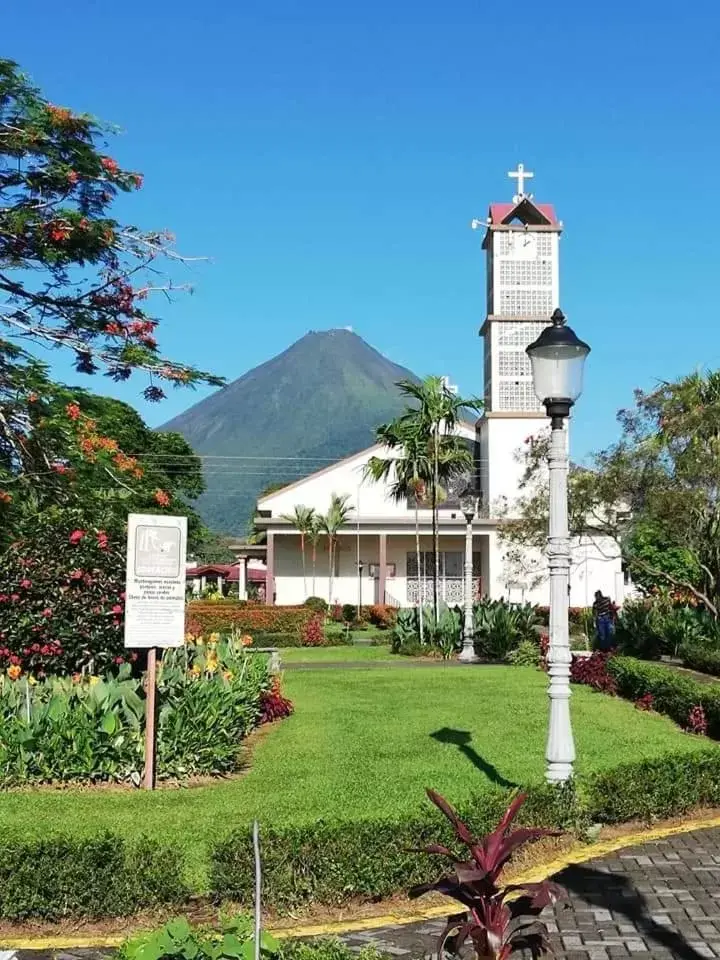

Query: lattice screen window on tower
left=498, top=261, right=552, bottom=285
left=498, top=290, right=554, bottom=315
left=498, top=351, right=532, bottom=377
left=499, top=381, right=543, bottom=411
left=498, top=322, right=548, bottom=346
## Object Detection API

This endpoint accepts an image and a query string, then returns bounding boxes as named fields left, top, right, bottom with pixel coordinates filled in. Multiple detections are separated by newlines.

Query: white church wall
left=481, top=417, right=550, bottom=518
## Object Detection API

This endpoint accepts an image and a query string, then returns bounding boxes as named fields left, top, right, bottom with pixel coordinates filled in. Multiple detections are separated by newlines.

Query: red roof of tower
left=488, top=199, right=558, bottom=225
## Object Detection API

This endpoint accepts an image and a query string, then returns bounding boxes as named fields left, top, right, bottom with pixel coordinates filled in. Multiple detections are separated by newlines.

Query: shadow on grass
left=555, top=863, right=706, bottom=960
left=430, top=727, right=517, bottom=789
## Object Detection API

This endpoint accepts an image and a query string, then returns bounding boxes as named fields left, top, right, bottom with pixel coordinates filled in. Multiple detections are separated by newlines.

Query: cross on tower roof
left=508, top=162, right=534, bottom=203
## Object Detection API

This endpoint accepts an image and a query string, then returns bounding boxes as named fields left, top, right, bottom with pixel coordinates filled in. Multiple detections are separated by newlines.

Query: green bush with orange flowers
left=0, top=638, right=289, bottom=786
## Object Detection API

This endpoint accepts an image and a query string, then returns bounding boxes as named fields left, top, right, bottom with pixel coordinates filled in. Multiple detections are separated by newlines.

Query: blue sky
left=6, top=0, right=720, bottom=459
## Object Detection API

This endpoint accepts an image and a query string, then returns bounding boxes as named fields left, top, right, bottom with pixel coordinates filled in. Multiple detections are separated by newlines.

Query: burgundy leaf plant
left=410, top=791, right=566, bottom=959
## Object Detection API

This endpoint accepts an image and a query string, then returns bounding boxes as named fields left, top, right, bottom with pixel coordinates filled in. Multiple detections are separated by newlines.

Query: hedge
left=607, top=656, right=720, bottom=738
left=187, top=603, right=314, bottom=637
left=679, top=642, right=720, bottom=678
left=0, top=834, right=188, bottom=920
left=210, top=782, right=576, bottom=909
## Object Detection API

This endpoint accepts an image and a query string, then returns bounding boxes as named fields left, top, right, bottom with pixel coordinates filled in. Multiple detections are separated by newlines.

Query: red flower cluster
left=47, top=104, right=73, bottom=124
left=66, top=403, right=81, bottom=421
left=46, top=221, right=72, bottom=243
left=687, top=705, right=708, bottom=736
left=0, top=491, right=12, bottom=504
left=635, top=692, right=655, bottom=712
left=97, top=530, right=109, bottom=550
left=101, top=156, right=119, bottom=175
left=66, top=170, right=79, bottom=185
left=154, top=489, right=171, bottom=507
left=69, top=529, right=85, bottom=545
left=259, top=677, right=294, bottom=724
left=570, top=650, right=617, bottom=694
left=302, top=614, right=325, bottom=647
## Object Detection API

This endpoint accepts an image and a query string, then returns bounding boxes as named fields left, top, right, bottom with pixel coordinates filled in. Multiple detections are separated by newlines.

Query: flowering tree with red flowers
left=0, top=510, right=132, bottom=674
left=0, top=59, right=222, bottom=513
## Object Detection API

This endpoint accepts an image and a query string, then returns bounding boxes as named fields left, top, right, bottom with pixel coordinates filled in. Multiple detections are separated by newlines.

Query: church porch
left=267, top=530, right=492, bottom=608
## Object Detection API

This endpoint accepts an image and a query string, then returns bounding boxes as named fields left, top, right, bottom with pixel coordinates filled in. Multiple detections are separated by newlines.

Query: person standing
left=592, top=590, right=616, bottom=650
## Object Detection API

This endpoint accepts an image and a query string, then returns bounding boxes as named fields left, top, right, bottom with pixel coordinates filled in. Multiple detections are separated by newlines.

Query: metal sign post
left=124, top=514, right=187, bottom=790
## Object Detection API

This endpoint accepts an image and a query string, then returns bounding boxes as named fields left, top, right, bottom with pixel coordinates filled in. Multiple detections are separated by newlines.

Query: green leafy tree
left=504, top=370, right=720, bottom=615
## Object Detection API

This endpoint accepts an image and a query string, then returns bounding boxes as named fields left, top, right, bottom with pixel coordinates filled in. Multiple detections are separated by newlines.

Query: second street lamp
left=458, top=489, right=479, bottom=663
left=526, top=308, right=590, bottom=783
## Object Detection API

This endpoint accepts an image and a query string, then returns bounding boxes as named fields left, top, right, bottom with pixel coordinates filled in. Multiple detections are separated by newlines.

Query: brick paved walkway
left=6, top=827, right=720, bottom=960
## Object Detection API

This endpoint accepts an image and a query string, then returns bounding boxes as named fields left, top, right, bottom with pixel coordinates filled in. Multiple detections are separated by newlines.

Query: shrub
left=0, top=834, right=188, bottom=920
left=210, top=784, right=573, bottom=910
left=570, top=651, right=617, bottom=694
left=341, top=603, right=357, bottom=624
left=247, top=632, right=303, bottom=648
left=680, top=642, right=720, bottom=677
left=0, top=513, right=127, bottom=675
left=506, top=638, right=541, bottom=667
left=157, top=642, right=271, bottom=778
left=474, top=599, right=539, bottom=660
left=187, top=603, right=313, bottom=638
left=586, top=749, right=720, bottom=823
left=367, top=605, right=398, bottom=629
left=302, top=614, right=326, bottom=646
left=304, top=597, right=328, bottom=613
left=0, top=642, right=275, bottom=786
left=120, top=914, right=280, bottom=960
left=259, top=677, right=294, bottom=724
left=607, top=656, right=720, bottom=739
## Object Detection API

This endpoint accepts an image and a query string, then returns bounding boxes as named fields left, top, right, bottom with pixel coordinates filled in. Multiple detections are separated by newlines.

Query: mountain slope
left=161, top=329, right=417, bottom=534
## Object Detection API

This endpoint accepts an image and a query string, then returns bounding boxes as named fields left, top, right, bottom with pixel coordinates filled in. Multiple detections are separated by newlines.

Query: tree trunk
left=415, top=500, right=425, bottom=644
left=432, top=425, right=440, bottom=621
left=312, top=544, right=317, bottom=597
left=300, top=533, right=308, bottom=599
left=328, top=535, right=334, bottom=605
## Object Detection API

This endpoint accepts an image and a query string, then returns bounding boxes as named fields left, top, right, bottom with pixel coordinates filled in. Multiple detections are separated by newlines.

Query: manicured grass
left=0, top=666, right=711, bottom=890
left=280, top=644, right=395, bottom=662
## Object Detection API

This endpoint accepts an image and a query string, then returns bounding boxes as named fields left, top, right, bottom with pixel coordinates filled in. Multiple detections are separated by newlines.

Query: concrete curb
left=4, top=813, right=720, bottom=951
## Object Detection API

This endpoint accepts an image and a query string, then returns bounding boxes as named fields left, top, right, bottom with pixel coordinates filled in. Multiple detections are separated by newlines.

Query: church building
left=254, top=167, right=625, bottom=609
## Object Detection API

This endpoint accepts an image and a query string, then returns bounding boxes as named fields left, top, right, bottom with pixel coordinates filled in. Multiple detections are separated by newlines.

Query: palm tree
left=320, top=492, right=352, bottom=605
left=306, top=513, right=322, bottom=598
left=391, top=377, right=482, bottom=619
left=366, top=424, right=431, bottom=642
left=280, top=504, right=316, bottom=599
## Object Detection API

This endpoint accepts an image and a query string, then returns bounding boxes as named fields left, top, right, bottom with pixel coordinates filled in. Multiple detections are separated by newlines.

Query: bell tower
left=475, top=165, right=562, bottom=513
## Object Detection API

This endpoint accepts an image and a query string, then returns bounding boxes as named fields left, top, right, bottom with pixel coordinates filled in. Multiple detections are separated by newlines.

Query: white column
left=237, top=556, right=248, bottom=601
left=545, top=422, right=575, bottom=782
left=458, top=516, right=478, bottom=663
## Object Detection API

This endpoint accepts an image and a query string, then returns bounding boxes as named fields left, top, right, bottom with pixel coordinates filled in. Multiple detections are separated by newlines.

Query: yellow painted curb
left=5, top=813, right=720, bottom=950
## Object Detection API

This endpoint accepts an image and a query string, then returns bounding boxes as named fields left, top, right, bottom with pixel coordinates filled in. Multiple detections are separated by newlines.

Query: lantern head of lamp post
left=526, top=309, right=590, bottom=426
left=458, top=489, right=477, bottom=525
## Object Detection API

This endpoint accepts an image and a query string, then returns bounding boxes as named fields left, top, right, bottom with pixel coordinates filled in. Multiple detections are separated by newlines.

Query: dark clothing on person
left=593, top=594, right=615, bottom=651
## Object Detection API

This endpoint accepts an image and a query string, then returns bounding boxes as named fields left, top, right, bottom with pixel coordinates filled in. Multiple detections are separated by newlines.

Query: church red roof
left=488, top=200, right=558, bottom=225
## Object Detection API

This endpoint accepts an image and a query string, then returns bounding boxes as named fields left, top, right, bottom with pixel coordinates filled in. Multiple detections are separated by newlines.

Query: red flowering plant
left=411, top=791, right=565, bottom=959
left=569, top=651, right=617, bottom=694
left=302, top=614, right=326, bottom=647
left=259, top=677, right=294, bottom=724
left=0, top=57, right=221, bottom=552
left=0, top=511, right=129, bottom=675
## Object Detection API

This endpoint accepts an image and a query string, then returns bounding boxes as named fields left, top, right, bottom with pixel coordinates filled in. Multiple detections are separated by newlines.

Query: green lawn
left=0, top=665, right=711, bottom=890
left=280, top=644, right=396, bottom=662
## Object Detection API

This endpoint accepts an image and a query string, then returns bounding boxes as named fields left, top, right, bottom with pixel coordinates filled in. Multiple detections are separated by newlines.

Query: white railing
left=407, top=577, right=481, bottom=606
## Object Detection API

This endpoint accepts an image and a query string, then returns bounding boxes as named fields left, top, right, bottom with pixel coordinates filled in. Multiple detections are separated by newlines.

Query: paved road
left=6, top=826, right=720, bottom=960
